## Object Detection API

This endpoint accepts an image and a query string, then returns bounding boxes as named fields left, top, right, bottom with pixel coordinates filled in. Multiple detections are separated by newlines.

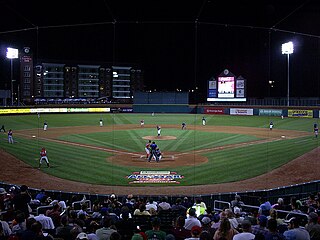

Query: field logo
left=127, top=171, right=184, bottom=184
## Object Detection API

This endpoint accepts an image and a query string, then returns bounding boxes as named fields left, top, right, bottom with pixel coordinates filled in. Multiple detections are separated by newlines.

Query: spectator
left=171, top=198, right=186, bottom=217
left=0, top=218, right=12, bottom=237
left=251, top=215, right=268, bottom=236
left=35, top=189, right=48, bottom=203
left=268, top=209, right=284, bottom=226
left=77, top=232, right=89, bottom=240
left=133, top=204, right=151, bottom=216
left=264, top=219, right=285, bottom=240
left=233, top=220, right=255, bottom=240
left=225, top=209, right=239, bottom=230
left=185, top=226, right=202, bottom=240
left=271, top=198, right=285, bottom=210
left=12, top=185, right=32, bottom=218
left=306, top=212, right=320, bottom=240
left=55, top=215, right=74, bottom=240
left=184, top=208, right=201, bottom=231
left=145, top=217, right=166, bottom=240
left=20, top=217, right=37, bottom=240
left=213, top=218, right=238, bottom=240
left=233, top=207, right=244, bottom=226
left=115, top=212, right=134, bottom=240
left=146, top=198, right=158, bottom=212
left=283, top=217, right=310, bottom=240
left=258, top=197, right=272, bottom=216
left=171, top=216, right=191, bottom=240
left=46, top=203, right=62, bottom=228
left=231, top=195, right=244, bottom=210
left=34, top=212, right=55, bottom=231
left=95, top=217, right=117, bottom=240
left=182, top=197, right=193, bottom=209
left=158, top=197, right=171, bottom=212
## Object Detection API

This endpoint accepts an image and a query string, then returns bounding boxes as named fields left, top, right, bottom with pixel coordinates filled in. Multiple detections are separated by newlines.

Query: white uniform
left=202, top=118, right=206, bottom=126
left=157, top=126, right=161, bottom=136
left=43, top=122, right=48, bottom=131
left=100, top=120, right=103, bottom=127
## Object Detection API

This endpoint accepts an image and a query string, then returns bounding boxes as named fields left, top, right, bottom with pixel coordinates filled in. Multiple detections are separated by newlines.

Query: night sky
left=0, top=0, right=319, bottom=101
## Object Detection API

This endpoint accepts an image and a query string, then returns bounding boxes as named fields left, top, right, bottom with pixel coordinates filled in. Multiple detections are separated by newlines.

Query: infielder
left=8, top=129, right=13, bottom=144
left=140, top=119, right=145, bottom=127
left=99, top=119, right=103, bottom=127
left=202, top=117, right=206, bottom=126
left=157, top=125, right=161, bottom=137
left=181, top=122, right=186, bottom=130
left=43, top=121, right=48, bottom=131
left=269, top=121, right=274, bottom=130
left=39, top=147, right=50, bottom=169
left=145, top=140, right=151, bottom=159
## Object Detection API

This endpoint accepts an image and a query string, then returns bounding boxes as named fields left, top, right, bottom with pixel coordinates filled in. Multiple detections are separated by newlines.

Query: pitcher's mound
left=142, top=136, right=177, bottom=140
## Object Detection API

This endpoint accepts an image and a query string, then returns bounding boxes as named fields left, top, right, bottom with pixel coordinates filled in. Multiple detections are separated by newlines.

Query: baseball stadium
left=0, top=1, right=320, bottom=239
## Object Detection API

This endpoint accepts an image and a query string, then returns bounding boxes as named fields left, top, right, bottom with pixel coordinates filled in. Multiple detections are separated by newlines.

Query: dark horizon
left=0, top=0, right=319, bottom=101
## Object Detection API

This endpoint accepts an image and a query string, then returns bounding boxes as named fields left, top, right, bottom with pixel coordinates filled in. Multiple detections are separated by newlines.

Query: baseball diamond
left=0, top=113, right=319, bottom=195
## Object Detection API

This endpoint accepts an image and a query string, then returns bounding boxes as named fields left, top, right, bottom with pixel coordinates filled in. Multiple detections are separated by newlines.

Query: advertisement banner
left=230, top=108, right=253, bottom=116
left=126, top=171, right=184, bottom=184
left=259, top=109, right=282, bottom=116
left=204, top=107, right=224, bottom=114
left=288, top=109, right=313, bottom=118
left=0, top=107, right=110, bottom=114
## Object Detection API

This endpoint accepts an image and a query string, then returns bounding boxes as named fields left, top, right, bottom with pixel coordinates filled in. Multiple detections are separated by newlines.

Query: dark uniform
left=148, top=142, right=159, bottom=162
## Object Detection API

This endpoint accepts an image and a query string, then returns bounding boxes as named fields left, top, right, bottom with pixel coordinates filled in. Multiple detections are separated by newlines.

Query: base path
left=0, top=125, right=318, bottom=196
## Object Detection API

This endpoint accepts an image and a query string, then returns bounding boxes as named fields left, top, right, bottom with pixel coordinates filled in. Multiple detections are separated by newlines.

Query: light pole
left=281, top=42, right=294, bottom=107
left=6, top=47, right=19, bottom=106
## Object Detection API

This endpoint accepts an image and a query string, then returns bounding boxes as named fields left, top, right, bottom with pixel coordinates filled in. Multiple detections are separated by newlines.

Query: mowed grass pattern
left=0, top=113, right=319, bottom=186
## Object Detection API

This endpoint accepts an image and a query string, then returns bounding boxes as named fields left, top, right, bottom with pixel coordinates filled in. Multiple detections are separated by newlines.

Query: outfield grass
left=0, top=113, right=318, bottom=186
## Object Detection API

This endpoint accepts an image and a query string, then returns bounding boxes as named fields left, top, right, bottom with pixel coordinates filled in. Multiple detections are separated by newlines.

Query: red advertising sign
left=204, top=107, right=224, bottom=114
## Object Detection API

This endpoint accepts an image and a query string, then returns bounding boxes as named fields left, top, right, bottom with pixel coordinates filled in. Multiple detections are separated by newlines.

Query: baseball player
left=145, top=140, right=151, bottom=159
left=155, top=148, right=162, bottom=161
left=8, top=129, right=13, bottom=144
left=314, top=123, right=318, bottom=138
left=140, top=119, right=145, bottom=127
left=0, top=125, right=6, bottom=132
left=99, top=119, right=103, bottom=127
left=157, top=125, right=161, bottom=137
left=269, top=121, right=274, bottom=130
left=202, top=117, right=206, bottom=126
left=43, top=121, right=48, bottom=131
left=39, top=147, right=50, bottom=169
left=148, top=141, right=159, bottom=162
left=181, top=122, right=186, bottom=130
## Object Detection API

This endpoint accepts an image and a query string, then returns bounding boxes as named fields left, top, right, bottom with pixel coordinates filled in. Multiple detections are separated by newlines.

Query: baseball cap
left=76, top=232, right=88, bottom=240
left=201, top=217, right=212, bottom=225
left=191, top=225, right=202, bottom=235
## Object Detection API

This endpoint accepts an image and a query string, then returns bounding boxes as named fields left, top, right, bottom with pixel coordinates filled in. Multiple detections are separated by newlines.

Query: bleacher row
left=1, top=183, right=320, bottom=240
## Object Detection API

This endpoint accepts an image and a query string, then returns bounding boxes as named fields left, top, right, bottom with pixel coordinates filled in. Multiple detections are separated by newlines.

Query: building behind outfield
left=18, top=48, right=144, bottom=105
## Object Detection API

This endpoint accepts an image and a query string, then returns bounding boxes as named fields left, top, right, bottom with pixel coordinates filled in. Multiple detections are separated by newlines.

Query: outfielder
left=39, top=147, right=50, bottom=169
left=43, top=121, right=48, bottom=131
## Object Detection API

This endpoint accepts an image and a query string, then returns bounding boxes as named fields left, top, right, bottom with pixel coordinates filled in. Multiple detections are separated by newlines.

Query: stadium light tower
left=281, top=42, right=294, bottom=106
left=6, top=47, right=19, bottom=106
